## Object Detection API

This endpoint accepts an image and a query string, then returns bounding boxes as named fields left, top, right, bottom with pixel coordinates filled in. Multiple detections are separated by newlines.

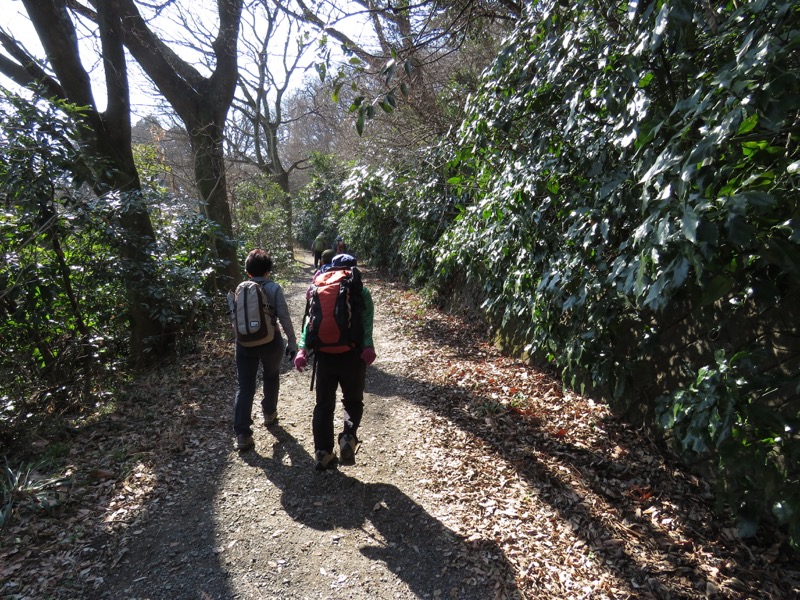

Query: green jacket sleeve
left=299, top=316, right=308, bottom=349
left=361, top=286, right=374, bottom=348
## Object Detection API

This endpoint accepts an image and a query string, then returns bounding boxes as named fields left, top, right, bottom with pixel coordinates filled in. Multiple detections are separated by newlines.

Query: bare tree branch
left=22, top=0, right=97, bottom=112
left=0, top=31, right=64, bottom=98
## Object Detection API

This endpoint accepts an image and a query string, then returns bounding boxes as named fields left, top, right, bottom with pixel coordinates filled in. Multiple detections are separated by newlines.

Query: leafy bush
left=657, top=350, right=800, bottom=546
left=138, top=194, right=222, bottom=342
left=0, top=93, right=219, bottom=446
left=232, top=173, right=292, bottom=267
left=337, top=143, right=462, bottom=284
left=292, top=153, right=349, bottom=253
left=330, top=1, right=800, bottom=543
left=444, top=0, right=795, bottom=374
left=429, top=0, right=800, bottom=541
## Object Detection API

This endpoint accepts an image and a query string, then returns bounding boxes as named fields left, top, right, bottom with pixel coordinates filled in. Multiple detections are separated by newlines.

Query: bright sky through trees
left=0, top=0, right=373, bottom=123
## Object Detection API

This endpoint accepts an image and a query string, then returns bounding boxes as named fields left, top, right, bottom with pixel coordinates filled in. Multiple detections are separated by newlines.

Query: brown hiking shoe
left=338, top=434, right=357, bottom=466
left=314, top=450, right=338, bottom=471
left=236, top=434, right=254, bottom=452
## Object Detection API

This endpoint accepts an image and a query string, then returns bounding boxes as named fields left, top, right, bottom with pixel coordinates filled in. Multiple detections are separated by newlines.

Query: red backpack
left=304, top=267, right=364, bottom=353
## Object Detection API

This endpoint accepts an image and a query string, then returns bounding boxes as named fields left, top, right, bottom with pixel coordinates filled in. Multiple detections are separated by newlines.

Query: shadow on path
left=363, top=362, right=796, bottom=598
left=242, top=425, right=521, bottom=599
left=97, top=433, right=235, bottom=599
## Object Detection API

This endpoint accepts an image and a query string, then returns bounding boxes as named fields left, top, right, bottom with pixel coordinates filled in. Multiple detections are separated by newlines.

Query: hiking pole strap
left=310, top=352, right=318, bottom=392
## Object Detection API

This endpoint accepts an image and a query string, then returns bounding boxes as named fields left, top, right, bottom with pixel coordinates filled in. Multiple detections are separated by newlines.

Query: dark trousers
left=313, top=249, right=322, bottom=267
left=234, top=337, right=285, bottom=435
left=312, top=349, right=366, bottom=453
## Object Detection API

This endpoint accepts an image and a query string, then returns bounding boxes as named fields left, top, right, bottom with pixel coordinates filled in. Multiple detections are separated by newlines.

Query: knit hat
left=320, top=249, right=335, bottom=265
left=330, top=253, right=357, bottom=269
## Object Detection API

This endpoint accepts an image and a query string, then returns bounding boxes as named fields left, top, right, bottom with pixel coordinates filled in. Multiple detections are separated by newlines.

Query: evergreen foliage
left=0, top=93, right=218, bottom=444
left=231, top=174, right=292, bottom=267
left=293, top=153, right=346, bottom=251
left=318, top=144, right=461, bottom=285
left=339, top=1, right=800, bottom=544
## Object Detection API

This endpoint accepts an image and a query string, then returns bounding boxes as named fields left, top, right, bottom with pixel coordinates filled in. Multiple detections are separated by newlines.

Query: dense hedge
left=333, top=1, right=799, bottom=545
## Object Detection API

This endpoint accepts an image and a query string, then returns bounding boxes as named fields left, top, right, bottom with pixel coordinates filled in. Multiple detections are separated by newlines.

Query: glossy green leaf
left=700, top=275, right=735, bottom=305
left=355, top=109, right=364, bottom=136
left=738, top=113, right=759, bottom=135
left=331, top=83, right=342, bottom=103
left=681, top=206, right=699, bottom=243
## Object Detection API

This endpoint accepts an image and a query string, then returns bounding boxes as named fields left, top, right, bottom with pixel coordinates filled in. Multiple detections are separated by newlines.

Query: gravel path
left=98, top=252, right=518, bottom=599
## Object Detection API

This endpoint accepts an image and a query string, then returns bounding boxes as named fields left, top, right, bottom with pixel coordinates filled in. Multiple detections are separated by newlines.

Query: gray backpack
left=228, top=280, right=277, bottom=346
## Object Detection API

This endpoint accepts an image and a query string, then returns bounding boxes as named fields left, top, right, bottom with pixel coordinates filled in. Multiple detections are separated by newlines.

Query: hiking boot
left=263, top=411, right=278, bottom=426
left=236, top=434, right=254, bottom=452
left=338, top=434, right=357, bottom=466
left=314, top=450, right=338, bottom=471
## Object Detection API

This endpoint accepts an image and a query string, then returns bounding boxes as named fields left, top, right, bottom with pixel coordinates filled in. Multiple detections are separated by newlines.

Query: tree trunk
left=8, top=0, right=174, bottom=365
left=116, top=0, right=244, bottom=290
left=188, top=115, right=240, bottom=290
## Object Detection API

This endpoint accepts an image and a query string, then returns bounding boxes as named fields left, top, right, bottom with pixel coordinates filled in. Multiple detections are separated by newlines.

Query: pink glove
left=294, top=349, right=308, bottom=372
left=361, top=347, right=376, bottom=366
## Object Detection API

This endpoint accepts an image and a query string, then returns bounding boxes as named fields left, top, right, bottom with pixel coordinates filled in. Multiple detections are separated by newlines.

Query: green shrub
left=430, top=0, right=800, bottom=542
left=657, top=350, right=800, bottom=546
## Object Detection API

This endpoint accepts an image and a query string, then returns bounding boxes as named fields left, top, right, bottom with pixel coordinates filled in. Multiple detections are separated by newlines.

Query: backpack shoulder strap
left=260, top=280, right=279, bottom=312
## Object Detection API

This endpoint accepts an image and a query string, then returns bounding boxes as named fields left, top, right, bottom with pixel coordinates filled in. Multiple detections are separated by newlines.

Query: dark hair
left=245, top=249, right=273, bottom=276
left=321, top=249, right=335, bottom=265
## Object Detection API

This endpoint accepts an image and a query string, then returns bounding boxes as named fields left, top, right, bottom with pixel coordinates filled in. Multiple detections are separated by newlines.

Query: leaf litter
left=0, top=253, right=798, bottom=599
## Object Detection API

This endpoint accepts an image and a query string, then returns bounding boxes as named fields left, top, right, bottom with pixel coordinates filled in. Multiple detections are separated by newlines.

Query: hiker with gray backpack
left=294, top=254, right=376, bottom=470
left=228, top=249, right=298, bottom=452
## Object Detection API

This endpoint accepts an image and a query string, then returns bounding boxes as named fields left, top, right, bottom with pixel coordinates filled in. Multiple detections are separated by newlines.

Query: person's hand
left=286, top=347, right=297, bottom=362
left=294, top=349, right=308, bottom=372
left=361, top=347, right=376, bottom=366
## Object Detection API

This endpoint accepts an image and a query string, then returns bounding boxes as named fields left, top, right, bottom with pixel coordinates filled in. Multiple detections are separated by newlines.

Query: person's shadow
left=242, top=425, right=521, bottom=599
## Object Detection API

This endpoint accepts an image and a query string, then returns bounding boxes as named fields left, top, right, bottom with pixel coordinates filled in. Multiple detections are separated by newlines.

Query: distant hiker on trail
left=307, top=249, right=336, bottom=300
left=312, top=232, right=326, bottom=268
left=228, top=249, right=298, bottom=452
left=332, top=235, right=347, bottom=255
left=294, top=254, right=376, bottom=470
left=317, top=248, right=336, bottom=275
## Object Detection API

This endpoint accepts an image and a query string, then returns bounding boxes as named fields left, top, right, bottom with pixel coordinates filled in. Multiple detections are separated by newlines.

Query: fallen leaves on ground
left=0, top=332, right=234, bottom=599
left=373, top=279, right=799, bottom=599
left=1, top=272, right=798, bottom=599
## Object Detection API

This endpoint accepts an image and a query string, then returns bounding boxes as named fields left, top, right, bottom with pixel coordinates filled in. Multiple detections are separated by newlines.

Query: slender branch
left=0, top=30, right=67, bottom=96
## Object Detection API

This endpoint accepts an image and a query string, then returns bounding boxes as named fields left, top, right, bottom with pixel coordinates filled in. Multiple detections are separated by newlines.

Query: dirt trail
left=10, top=250, right=796, bottom=599
left=98, top=252, right=519, bottom=599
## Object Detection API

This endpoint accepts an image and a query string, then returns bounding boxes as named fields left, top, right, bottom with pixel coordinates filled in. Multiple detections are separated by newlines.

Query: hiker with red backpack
left=228, top=249, right=298, bottom=452
left=294, top=254, right=376, bottom=470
